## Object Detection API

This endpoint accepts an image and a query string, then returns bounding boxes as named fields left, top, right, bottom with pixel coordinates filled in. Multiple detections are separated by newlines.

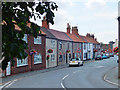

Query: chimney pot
left=67, top=23, right=71, bottom=33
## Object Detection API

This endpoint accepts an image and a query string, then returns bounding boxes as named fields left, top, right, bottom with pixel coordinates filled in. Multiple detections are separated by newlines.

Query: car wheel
left=81, top=64, right=83, bottom=66
left=69, top=65, right=71, bottom=67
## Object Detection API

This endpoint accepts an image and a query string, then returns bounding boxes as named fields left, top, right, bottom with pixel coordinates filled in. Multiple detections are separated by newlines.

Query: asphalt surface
left=4, top=56, right=118, bottom=88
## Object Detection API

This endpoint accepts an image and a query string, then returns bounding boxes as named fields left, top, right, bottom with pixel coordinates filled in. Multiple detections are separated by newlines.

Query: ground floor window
left=17, top=57, right=28, bottom=67
left=84, top=53, right=86, bottom=58
left=34, top=53, right=42, bottom=64
left=51, top=54, right=55, bottom=61
left=59, top=55, right=62, bottom=62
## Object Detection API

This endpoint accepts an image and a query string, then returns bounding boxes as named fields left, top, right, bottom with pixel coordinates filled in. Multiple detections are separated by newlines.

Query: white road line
left=0, top=79, right=18, bottom=89
left=0, top=81, right=12, bottom=89
left=73, top=70, right=81, bottom=74
left=61, top=83, right=67, bottom=90
left=5, top=79, right=17, bottom=88
left=62, top=74, right=69, bottom=80
left=103, top=67, right=120, bottom=86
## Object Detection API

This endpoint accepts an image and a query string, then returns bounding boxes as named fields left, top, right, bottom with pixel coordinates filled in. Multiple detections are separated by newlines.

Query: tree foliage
left=1, top=1, right=58, bottom=70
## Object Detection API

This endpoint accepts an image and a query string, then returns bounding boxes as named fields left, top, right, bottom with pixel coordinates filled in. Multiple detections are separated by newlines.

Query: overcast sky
left=32, top=0, right=119, bottom=44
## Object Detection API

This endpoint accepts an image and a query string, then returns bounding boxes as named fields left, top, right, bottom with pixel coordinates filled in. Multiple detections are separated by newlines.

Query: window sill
left=17, top=64, right=28, bottom=67
left=34, top=43, right=42, bottom=44
left=34, top=62, right=42, bottom=64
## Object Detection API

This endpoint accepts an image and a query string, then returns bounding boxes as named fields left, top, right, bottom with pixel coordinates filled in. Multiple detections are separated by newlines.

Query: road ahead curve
left=5, top=56, right=118, bottom=88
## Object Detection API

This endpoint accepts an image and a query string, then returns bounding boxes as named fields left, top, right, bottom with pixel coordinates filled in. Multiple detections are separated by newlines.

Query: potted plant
left=48, top=49, right=53, bottom=53
left=66, top=50, right=70, bottom=53
left=47, top=55, right=50, bottom=60
left=30, top=49, right=37, bottom=55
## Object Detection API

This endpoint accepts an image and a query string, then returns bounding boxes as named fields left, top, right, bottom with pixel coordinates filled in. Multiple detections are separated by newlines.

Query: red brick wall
left=11, top=34, right=46, bottom=75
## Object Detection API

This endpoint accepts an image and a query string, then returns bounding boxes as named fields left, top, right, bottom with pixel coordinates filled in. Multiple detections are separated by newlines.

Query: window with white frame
left=51, top=54, right=55, bottom=61
left=59, top=55, right=62, bottom=62
left=51, top=40, right=55, bottom=47
left=68, top=43, right=70, bottom=49
left=84, top=43, right=86, bottom=49
left=34, top=53, right=42, bottom=64
left=22, top=34, right=27, bottom=43
left=17, top=57, right=28, bottom=67
left=34, top=36, right=42, bottom=44
left=59, top=42, right=62, bottom=50
left=80, top=43, right=81, bottom=49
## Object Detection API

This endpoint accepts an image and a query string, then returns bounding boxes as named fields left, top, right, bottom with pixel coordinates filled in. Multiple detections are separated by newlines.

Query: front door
left=66, top=53, right=68, bottom=64
left=6, top=61, right=11, bottom=76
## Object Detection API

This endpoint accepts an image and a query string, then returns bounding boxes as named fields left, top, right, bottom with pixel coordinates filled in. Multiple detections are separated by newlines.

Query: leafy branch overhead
left=1, top=1, right=58, bottom=70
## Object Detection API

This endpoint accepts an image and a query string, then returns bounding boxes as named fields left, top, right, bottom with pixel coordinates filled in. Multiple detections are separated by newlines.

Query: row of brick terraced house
left=2, top=17, right=101, bottom=77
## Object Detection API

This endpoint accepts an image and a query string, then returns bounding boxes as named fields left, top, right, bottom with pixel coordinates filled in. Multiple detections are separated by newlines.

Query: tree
left=1, top=1, right=58, bottom=70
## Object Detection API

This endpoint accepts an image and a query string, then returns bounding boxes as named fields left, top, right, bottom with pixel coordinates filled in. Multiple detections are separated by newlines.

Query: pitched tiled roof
left=49, top=29, right=72, bottom=41
left=80, top=35, right=99, bottom=44
left=65, top=33, right=86, bottom=43
left=40, top=27, right=56, bottom=39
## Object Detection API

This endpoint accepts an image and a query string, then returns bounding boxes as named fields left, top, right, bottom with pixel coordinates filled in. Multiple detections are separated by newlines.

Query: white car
left=69, top=58, right=83, bottom=67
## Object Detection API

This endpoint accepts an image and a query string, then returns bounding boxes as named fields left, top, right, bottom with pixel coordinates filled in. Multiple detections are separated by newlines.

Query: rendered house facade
left=49, top=29, right=73, bottom=65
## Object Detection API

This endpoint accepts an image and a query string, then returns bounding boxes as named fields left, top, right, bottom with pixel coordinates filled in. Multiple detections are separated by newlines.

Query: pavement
left=104, top=66, right=120, bottom=87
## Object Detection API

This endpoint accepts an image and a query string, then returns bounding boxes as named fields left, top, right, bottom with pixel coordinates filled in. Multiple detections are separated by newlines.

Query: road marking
left=103, top=67, right=120, bottom=86
left=96, top=66, right=104, bottom=68
left=0, top=81, right=12, bottom=89
left=5, top=79, right=17, bottom=88
left=0, top=79, right=18, bottom=89
left=73, top=70, right=81, bottom=74
left=62, top=74, right=69, bottom=80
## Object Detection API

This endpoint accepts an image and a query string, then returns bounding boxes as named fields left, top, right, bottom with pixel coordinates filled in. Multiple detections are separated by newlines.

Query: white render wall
left=83, top=43, right=87, bottom=60
left=46, top=38, right=57, bottom=68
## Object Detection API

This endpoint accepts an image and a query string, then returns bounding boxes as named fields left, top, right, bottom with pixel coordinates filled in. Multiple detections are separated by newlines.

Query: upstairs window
left=59, top=42, right=62, bottom=50
left=80, top=43, right=81, bottom=49
left=84, top=43, right=86, bottom=50
left=34, top=36, right=42, bottom=44
left=51, top=40, right=55, bottom=47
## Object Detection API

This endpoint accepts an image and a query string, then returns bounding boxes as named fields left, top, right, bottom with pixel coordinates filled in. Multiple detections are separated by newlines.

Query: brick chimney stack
left=91, top=34, right=94, bottom=39
left=67, top=23, right=71, bottom=33
left=42, top=16, right=49, bottom=29
left=86, top=33, right=91, bottom=38
left=72, top=26, right=78, bottom=35
left=95, top=38, right=97, bottom=41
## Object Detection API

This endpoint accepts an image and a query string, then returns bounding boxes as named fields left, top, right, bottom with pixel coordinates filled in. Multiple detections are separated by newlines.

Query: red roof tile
left=49, top=29, right=72, bottom=41
left=81, top=35, right=99, bottom=44
left=66, top=33, right=86, bottom=43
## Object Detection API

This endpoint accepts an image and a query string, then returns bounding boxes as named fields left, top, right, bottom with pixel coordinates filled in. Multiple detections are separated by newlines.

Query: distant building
left=113, top=39, right=118, bottom=49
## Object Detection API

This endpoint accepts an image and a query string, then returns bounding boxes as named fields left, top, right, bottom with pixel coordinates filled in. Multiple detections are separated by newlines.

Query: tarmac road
left=4, top=56, right=118, bottom=88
